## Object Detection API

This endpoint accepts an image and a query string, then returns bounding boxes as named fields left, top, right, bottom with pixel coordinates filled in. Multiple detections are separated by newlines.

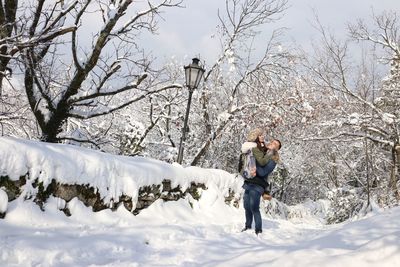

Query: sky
left=140, top=0, right=400, bottom=66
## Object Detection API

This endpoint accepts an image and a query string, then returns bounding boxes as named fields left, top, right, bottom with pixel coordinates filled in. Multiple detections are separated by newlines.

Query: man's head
left=267, top=139, right=282, bottom=151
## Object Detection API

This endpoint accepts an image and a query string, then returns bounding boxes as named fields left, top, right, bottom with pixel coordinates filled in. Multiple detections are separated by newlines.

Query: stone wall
left=0, top=175, right=240, bottom=218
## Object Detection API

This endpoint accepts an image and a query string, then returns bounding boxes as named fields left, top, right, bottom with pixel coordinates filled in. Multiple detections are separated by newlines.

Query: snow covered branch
left=69, top=83, right=183, bottom=120
left=204, top=0, right=288, bottom=82
left=3, top=0, right=183, bottom=142
left=300, top=132, right=394, bottom=147
left=348, top=11, right=400, bottom=58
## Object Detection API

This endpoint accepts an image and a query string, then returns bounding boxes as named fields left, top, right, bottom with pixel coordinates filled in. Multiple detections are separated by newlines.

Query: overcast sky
left=140, top=0, right=400, bottom=65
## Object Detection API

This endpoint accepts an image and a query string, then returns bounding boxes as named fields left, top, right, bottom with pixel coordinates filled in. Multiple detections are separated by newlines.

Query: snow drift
left=0, top=193, right=399, bottom=266
left=1, top=137, right=400, bottom=266
left=0, top=137, right=244, bottom=212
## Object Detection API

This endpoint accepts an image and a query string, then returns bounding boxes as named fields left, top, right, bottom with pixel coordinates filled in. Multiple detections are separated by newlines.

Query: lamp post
left=177, top=58, right=205, bottom=164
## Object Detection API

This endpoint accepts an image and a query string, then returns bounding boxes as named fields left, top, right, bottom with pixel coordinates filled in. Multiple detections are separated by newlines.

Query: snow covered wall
left=0, top=137, right=243, bottom=215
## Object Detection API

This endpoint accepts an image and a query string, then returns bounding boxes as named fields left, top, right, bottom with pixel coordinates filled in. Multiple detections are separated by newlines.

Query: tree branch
left=69, top=83, right=183, bottom=119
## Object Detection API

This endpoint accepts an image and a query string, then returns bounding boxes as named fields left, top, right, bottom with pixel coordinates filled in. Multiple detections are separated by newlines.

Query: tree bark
left=0, top=0, right=18, bottom=93
left=365, top=139, right=371, bottom=208
left=389, top=143, right=400, bottom=200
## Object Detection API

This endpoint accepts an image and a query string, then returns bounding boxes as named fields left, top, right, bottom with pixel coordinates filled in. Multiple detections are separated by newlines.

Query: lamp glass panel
left=194, top=68, right=205, bottom=88
left=189, top=68, right=200, bottom=88
left=185, top=67, right=191, bottom=86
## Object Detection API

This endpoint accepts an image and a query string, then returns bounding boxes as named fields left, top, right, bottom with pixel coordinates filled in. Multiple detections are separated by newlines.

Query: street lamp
left=177, top=58, right=205, bottom=164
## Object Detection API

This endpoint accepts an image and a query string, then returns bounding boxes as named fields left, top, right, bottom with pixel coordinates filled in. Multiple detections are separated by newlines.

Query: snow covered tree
left=174, top=0, right=293, bottom=167
left=0, top=0, right=77, bottom=94
left=301, top=11, right=400, bottom=212
left=74, top=57, right=187, bottom=158
left=107, top=0, right=296, bottom=167
left=2, top=0, right=183, bottom=143
left=0, top=77, right=37, bottom=138
left=347, top=12, right=400, bottom=202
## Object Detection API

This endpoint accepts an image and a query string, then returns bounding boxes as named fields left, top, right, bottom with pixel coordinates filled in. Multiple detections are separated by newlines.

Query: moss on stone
left=0, top=174, right=237, bottom=217
left=0, top=175, right=26, bottom=201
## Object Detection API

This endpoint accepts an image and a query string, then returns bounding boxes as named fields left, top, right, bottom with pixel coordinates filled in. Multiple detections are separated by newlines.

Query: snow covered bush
left=262, top=198, right=330, bottom=223
left=263, top=198, right=290, bottom=219
left=326, top=187, right=364, bottom=224
left=287, top=199, right=330, bottom=223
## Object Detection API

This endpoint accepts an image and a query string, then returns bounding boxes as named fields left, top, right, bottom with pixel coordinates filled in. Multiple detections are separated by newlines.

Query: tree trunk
left=396, top=144, right=400, bottom=180
left=389, top=143, right=400, bottom=200
left=0, top=68, right=7, bottom=94
left=365, top=139, right=371, bottom=208
left=0, top=0, right=18, bottom=94
left=24, top=64, right=67, bottom=143
left=40, top=116, right=66, bottom=143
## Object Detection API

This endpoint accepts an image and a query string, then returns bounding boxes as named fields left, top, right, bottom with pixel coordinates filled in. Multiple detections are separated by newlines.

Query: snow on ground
left=1, top=137, right=400, bottom=266
left=1, top=195, right=400, bottom=266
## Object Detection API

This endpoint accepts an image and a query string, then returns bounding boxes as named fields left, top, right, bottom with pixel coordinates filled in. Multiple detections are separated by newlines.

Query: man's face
left=267, top=140, right=280, bottom=151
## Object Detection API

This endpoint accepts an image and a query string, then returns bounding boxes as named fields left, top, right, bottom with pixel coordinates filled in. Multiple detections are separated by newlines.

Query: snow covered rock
left=0, top=188, right=7, bottom=218
left=0, top=137, right=243, bottom=216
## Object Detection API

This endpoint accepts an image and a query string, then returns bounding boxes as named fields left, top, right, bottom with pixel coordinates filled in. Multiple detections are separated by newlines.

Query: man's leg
left=243, top=189, right=252, bottom=229
left=249, top=188, right=262, bottom=233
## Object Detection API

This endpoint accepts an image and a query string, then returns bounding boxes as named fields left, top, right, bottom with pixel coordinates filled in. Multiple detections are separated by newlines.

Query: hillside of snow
left=1, top=195, right=400, bottom=266
left=1, top=137, right=400, bottom=266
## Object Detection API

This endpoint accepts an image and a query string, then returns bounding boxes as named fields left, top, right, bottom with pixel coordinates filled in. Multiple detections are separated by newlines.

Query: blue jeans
left=256, top=160, right=276, bottom=181
left=243, top=183, right=263, bottom=232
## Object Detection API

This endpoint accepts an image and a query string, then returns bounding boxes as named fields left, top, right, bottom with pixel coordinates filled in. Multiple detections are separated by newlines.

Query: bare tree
left=349, top=12, right=400, bottom=197
left=186, top=0, right=292, bottom=166
left=3, top=0, right=183, bottom=142
left=0, top=0, right=77, bottom=94
left=304, top=11, right=400, bottom=202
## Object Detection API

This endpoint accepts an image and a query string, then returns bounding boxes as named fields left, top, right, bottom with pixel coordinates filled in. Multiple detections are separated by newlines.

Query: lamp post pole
left=177, top=88, right=194, bottom=164
left=177, top=58, right=205, bottom=164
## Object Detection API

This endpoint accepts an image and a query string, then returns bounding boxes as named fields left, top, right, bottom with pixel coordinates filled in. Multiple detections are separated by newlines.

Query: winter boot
left=241, top=226, right=251, bottom=232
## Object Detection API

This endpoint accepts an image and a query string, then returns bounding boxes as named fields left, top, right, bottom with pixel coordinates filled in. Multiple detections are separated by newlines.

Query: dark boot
left=241, top=226, right=251, bottom=232
left=255, top=229, right=262, bottom=235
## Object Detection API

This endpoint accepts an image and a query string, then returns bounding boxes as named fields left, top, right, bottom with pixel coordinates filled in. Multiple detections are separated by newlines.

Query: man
left=256, top=140, right=281, bottom=200
left=240, top=128, right=281, bottom=235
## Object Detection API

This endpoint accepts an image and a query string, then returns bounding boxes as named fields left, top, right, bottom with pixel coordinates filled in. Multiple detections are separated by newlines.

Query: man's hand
left=271, top=151, right=280, bottom=162
left=262, top=193, right=272, bottom=201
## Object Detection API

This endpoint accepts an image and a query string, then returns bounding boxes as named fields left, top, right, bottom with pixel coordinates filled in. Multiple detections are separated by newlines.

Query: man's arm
left=252, top=147, right=273, bottom=166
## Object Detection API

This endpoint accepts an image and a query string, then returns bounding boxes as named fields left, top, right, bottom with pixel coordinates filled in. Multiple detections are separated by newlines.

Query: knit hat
left=247, top=128, right=263, bottom=142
